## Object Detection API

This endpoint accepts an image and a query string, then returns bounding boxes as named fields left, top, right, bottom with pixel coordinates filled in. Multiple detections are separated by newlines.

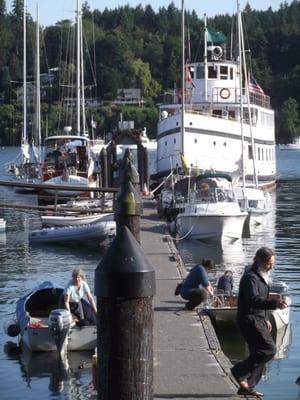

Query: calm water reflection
left=176, top=149, right=300, bottom=399
left=1, top=148, right=300, bottom=399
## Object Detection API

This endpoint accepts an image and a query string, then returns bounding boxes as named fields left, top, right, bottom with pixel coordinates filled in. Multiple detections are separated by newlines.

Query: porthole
left=213, top=141, right=216, bottom=146
left=194, top=138, right=198, bottom=144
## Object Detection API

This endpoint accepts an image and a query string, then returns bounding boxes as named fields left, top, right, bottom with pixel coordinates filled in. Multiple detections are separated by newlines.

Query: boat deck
left=140, top=199, right=243, bottom=399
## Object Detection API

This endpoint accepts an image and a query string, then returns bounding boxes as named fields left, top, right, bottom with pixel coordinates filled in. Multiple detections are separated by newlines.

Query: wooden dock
left=140, top=198, right=243, bottom=399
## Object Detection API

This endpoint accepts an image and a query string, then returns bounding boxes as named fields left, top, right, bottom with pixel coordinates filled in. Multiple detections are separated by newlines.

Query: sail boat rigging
left=40, top=0, right=95, bottom=195
left=234, top=0, right=272, bottom=228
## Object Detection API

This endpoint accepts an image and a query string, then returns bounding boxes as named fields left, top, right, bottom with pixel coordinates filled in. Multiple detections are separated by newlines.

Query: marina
left=0, top=147, right=300, bottom=399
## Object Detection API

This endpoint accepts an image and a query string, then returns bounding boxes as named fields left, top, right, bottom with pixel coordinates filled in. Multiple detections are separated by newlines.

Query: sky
left=6, top=1, right=293, bottom=26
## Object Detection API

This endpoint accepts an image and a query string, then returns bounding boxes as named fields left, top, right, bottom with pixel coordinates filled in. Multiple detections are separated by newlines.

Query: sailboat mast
left=237, top=0, right=246, bottom=189
left=36, top=3, right=41, bottom=158
left=204, top=14, right=208, bottom=102
left=76, top=0, right=81, bottom=136
left=181, top=0, right=185, bottom=162
left=23, top=0, right=27, bottom=146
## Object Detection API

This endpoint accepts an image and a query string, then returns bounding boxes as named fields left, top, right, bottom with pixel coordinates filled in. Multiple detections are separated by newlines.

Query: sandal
left=237, top=387, right=264, bottom=397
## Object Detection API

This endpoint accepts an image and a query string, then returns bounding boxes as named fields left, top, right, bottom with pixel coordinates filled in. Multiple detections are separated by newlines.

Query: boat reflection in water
left=4, top=342, right=94, bottom=396
left=213, top=318, right=291, bottom=365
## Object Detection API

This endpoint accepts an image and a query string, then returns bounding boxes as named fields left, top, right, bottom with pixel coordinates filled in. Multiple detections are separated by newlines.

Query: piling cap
left=95, top=226, right=156, bottom=298
left=114, top=180, right=142, bottom=216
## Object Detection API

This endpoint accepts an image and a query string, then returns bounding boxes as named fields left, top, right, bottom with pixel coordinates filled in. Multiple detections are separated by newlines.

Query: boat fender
left=4, top=320, right=21, bottom=337
left=220, top=88, right=230, bottom=100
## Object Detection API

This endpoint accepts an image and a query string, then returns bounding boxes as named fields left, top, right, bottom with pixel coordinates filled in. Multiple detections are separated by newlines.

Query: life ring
left=220, top=88, right=230, bottom=99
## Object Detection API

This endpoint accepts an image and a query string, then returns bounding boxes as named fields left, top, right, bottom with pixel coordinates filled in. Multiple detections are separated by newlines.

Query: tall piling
left=95, top=225, right=156, bottom=400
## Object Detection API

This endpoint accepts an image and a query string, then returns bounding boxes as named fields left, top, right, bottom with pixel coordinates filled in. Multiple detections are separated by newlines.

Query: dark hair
left=252, top=247, right=275, bottom=271
left=202, top=258, right=214, bottom=270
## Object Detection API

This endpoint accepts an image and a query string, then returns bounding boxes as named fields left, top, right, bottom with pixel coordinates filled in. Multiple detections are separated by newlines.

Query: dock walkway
left=140, top=199, right=242, bottom=399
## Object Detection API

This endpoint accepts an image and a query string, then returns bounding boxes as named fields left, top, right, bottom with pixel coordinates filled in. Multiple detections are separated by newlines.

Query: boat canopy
left=195, top=173, right=232, bottom=183
left=16, top=281, right=63, bottom=333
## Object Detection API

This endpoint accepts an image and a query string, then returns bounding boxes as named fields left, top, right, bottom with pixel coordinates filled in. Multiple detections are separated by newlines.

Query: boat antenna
left=23, top=0, right=27, bottom=148
left=237, top=0, right=246, bottom=190
left=203, top=14, right=208, bottom=102
left=240, top=15, right=258, bottom=187
left=181, top=0, right=185, bottom=164
left=76, top=0, right=81, bottom=136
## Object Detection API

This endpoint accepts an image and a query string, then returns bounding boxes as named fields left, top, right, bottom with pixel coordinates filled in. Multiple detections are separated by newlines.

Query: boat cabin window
left=220, top=66, right=228, bottom=80
left=212, top=109, right=222, bottom=117
left=248, top=144, right=253, bottom=160
left=196, top=65, right=204, bottom=79
left=208, top=66, right=217, bottom=79
left=258, top=147, right=261, bottom=161
left=230, top=67, right=233, bottom=80
left=228, top=110, right=235, bottom=120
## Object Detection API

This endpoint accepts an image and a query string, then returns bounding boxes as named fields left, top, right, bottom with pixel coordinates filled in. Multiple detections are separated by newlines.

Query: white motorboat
left=278, top=137, right=300, bottom=150
left=154, top=2, right=276, bottom=189
left=234, top=186, right=272, bottom=227
left=175, top=173, right=247, bottom=242
left=4, top=281, right=96, bottom=352
left=206, top=281, right=291, bottom=332
left=0, top=218, right=6, bottom=232
left=29, top=219, right=115, bottom=245
left=41, top=212, right=114, bottom=227
left=41, top=173, right=95, bottom=196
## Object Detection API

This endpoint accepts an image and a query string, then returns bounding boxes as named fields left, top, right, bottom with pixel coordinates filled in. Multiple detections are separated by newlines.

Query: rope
left=151, top=170, right=174, bottom=195
left=171, top=221, right=195, bottom=241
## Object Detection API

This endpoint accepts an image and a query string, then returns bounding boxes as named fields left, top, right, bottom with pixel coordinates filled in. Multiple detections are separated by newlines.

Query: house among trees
left=114, top=89, right=144, bottom=105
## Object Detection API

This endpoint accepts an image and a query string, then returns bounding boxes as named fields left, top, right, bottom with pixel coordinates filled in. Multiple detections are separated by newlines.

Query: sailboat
left=9, top=0, right=42, bottom=187
left=154, top=0, right=277, bottom=190
left=41, top=0, right=95, bottom=196
left=233, top=0, right=272, bottom=229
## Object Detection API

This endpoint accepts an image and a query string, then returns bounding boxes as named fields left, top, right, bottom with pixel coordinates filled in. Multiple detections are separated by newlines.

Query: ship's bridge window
left=230, top=67, right=233, bottom=80
left=208, top=65, right=217, bottom=79
left=248, top=144, right=253, bottom=160
left=220, top=66, right=228, bottom=80
left=196, top=65, right=204, bottom=79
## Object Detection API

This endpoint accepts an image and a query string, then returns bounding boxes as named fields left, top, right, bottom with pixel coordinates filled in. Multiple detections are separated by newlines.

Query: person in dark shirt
left=217, top=270, right=233, bottom=293
left=230, top=247, right=288, bottom=397
left=180, top=259, right=214, bottom=310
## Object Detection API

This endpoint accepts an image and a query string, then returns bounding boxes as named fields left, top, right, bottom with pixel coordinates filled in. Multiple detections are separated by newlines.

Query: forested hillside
left=0, top=0, right=300, bottom=145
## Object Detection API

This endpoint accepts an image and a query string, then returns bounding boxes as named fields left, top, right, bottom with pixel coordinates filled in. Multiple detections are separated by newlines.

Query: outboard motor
left=48, top=309, right=73, bottom=355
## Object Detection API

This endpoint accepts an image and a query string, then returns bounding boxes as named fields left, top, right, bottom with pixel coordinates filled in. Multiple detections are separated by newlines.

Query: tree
left=278, top=97, right=300, bottom=143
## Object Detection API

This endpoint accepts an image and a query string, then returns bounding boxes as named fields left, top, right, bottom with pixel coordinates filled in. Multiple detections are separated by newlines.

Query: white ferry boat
left=155, top=5, right=277, bottom=188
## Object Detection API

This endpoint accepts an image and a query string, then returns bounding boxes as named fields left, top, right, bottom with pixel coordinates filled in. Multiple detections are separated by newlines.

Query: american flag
left=248, top=77, right=264, bottom=95
left=186, top=66, right=196, bottom=88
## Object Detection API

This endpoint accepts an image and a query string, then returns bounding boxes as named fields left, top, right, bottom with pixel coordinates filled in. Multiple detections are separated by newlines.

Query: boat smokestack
left=48, top=309, right=73, bottom=355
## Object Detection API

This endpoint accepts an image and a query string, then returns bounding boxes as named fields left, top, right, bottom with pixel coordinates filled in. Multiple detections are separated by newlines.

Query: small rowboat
left=29, top=219, right=115, bottom=245
left=4, top=281, right=96, bottom=352
left=206, top=281, right=291, bottom=331
left=41, top=212, right=114, bottom=227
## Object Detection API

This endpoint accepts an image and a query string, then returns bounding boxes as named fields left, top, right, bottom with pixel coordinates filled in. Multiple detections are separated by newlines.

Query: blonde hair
left=72, top=269, right=86, bottom=281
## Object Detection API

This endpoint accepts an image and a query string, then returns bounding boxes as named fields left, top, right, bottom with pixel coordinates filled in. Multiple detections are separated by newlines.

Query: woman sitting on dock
left=180, top=259, right=214, bottom=310
left=63, top=269, right=97, bottom=326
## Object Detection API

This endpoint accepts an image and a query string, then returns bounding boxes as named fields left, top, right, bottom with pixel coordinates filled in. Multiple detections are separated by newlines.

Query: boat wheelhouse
left=156, top=8, right=276, bottom=188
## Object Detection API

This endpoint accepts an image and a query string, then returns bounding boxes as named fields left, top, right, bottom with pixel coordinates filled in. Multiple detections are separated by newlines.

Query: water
left=0, top=147, right=107, bottom=400
left=176, top=147, right=300, bottom=399
left=1, top=147, right=300, bottom=399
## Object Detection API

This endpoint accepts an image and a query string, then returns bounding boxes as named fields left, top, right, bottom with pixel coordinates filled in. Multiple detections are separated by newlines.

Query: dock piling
left=95, top=225, right=156, bottom=399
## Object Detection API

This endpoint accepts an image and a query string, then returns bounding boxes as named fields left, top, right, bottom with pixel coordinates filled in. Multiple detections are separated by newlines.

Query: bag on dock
left=174, top=282, right=183, bottom=296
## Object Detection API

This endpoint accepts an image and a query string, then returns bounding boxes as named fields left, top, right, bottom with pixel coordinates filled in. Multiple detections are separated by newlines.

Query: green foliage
left=1, top=2, right=300, bottom=144
left=278, top=97, right=300, bottom=143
